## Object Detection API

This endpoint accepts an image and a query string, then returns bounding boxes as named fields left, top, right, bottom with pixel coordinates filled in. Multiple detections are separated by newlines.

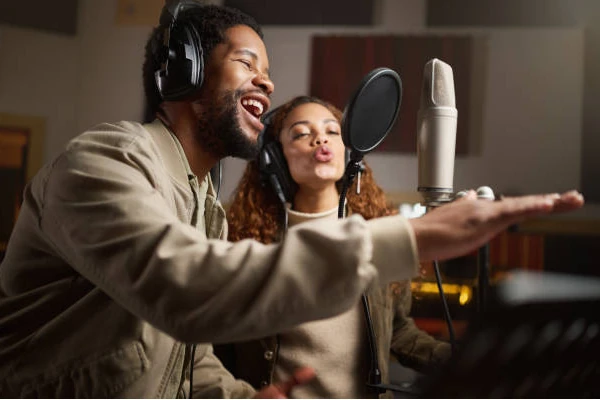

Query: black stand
left=476, top=243, right=490, bottom=315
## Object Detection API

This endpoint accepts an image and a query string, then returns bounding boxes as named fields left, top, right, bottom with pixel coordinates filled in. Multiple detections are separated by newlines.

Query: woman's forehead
left=284, top=103, right=338, bottom=125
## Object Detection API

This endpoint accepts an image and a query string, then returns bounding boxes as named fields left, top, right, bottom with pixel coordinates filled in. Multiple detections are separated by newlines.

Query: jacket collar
left=143, top=119, right=219, bottom=198
left=144, top=119, right=225, bottom=238
left=144, top=119, right=193, bottom=189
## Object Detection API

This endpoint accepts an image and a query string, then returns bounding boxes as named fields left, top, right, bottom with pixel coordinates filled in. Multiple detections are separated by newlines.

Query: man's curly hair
left=142, top=2, right=263, bottom=120
left=228, top=95, right=397, bottom=244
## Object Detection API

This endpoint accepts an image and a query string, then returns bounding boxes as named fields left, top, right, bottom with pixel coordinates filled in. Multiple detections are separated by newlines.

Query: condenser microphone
left=417, top=58, right=458, bottom=208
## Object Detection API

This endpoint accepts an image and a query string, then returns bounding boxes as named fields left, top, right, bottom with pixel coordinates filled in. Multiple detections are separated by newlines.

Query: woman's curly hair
left=228, top=96, right=397, bottom=244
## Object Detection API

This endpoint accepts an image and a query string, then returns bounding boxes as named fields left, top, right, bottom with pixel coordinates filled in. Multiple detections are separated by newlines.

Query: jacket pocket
left=18, top=341, right=149, bottom=398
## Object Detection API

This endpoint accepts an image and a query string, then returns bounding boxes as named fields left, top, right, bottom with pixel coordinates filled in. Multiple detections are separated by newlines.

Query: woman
left=221, top=96, right=451, bottom=398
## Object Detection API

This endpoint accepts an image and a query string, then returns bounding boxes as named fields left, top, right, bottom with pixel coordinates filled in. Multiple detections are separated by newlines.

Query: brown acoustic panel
left=309, top=35, right=473, bottom=154
left=224, top=0, right=373, bottom=25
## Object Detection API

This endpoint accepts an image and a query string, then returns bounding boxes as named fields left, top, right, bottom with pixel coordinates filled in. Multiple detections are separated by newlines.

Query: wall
left=0, top=25, right=78, bottom=162
left=0, top=0, right=585, bottom=206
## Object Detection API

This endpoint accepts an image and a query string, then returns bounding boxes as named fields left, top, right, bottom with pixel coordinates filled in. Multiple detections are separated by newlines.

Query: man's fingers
left=498, top=191, right=584, bottom=218
left=552, top=190, right=585, bottom=212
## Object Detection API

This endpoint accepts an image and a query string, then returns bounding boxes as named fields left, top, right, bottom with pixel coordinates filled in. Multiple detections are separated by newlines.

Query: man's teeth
left=242, top=99, right=264, bottom=116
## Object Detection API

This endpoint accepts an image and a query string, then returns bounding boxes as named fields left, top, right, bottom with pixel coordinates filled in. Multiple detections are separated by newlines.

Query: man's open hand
left=410, top=190, right=584, bottom=262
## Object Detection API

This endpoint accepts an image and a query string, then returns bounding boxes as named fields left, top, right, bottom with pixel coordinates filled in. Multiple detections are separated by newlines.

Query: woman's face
left=279, top=102, right=346, bottom=189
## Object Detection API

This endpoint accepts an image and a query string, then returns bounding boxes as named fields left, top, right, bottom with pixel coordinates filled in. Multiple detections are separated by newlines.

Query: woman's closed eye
left=292, top=132, right=310, bottom=140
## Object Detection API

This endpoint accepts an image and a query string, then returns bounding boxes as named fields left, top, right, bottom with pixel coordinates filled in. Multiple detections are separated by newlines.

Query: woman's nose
left=313, top=133, right=329, bottom=146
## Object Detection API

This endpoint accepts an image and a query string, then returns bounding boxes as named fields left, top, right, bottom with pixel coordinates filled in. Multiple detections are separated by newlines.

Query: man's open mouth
left=241, top=96, right=266, bottom=119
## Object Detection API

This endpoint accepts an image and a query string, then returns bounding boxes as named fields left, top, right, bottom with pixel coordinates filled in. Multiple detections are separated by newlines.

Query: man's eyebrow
left=233, top=49, right=271, bottom=77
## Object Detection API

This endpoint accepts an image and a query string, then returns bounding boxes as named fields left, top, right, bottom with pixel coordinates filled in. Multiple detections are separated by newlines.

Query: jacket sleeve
left=37, top=124, right=419, bottom=344
left=190, top=344, right=256, bottom=399
left=389, top=281, right=452, bottom=372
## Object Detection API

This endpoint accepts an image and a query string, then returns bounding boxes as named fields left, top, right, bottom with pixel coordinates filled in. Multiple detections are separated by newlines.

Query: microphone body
left=417, top=58, right=458, bottom=207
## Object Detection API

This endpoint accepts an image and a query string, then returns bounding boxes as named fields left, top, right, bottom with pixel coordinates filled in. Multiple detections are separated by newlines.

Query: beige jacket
left=0, top=120, right=419, bottom=397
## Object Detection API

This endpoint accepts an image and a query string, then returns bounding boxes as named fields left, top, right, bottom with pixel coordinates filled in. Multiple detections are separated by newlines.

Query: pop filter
left=338, top=67, right=402, bottom=219
left=342, top=67, right=402, bottom=159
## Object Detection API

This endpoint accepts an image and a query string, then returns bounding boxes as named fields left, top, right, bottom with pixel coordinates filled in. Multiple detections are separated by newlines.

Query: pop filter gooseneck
left=336, top=68, right=405, bottom=397
left=338, top=67, right=402, bottom=219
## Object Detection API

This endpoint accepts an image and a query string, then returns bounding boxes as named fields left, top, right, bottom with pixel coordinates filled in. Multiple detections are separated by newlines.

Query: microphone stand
left=338, top=155, right=406, bottom=396
left=477, top=244, right=490, bottom=316
left=338, top=156, right=363, bottom=219
left=421, top=198, right=457, bottom=353
left=474, top=186, right=494, bottom=317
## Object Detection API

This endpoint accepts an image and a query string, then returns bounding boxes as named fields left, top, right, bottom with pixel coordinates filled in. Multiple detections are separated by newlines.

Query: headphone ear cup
left=259, top=142, right=297, bottom=203
left=156, top=19, right=204, bottom=101
left=257, top=105, right=298, bottom=203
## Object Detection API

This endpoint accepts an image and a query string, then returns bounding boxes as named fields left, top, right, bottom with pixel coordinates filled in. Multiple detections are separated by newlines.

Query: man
left=0, top=1, right=584, bottom=398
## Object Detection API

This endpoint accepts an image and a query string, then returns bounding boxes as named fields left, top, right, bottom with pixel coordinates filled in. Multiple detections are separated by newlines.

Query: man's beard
left=195, top=89, right=259, bottom=160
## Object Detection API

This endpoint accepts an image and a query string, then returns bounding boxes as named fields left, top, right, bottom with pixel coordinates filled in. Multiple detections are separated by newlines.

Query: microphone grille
left=421, top=58, right=456, bottom=108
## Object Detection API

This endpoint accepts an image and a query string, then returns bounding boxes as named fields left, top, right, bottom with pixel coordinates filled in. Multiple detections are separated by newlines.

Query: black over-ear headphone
left=154, top=0, right=204, bottom=101
left=257, top=106, right=353, bottom=205
left=258, top=107, right=297, bottom=205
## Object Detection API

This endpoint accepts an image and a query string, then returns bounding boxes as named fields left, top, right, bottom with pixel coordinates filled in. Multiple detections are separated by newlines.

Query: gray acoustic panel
left=224, top=0, right=373, bottom=25
left=427, top=0, right=586, bottom=27
left=0, top=0, right=79, bottom=35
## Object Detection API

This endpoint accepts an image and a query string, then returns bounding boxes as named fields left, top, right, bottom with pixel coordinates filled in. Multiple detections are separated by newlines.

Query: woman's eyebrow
left=288, top=118, right=338, bottom=131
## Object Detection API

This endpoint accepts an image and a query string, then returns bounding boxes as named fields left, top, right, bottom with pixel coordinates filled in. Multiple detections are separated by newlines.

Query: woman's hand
left=253, top=367, right=316, bottom=399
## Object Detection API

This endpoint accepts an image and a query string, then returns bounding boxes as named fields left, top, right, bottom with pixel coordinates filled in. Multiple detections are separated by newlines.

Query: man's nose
left=253, top=72, right=274, bottom=95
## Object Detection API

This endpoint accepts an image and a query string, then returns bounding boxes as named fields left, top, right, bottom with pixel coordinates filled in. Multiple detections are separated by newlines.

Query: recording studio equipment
left=257, top=106, right=296, bottom=207
left=417, top=270, right=600, bottom=398
left=415, top=58, right=459, bottom=353
left=417, top=58, right=458, bottom=208
left=475, top=186, right=495, bottom=315
left=338, top=67, right=402, bottom=218
left=153, top=0, right=205, bottom=101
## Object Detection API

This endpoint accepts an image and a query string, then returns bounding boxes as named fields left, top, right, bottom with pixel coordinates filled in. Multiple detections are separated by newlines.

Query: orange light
left=411, top=282, right=473, bottom=306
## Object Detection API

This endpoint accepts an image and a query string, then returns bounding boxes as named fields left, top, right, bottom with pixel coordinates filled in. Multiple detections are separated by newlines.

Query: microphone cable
left=188, top=344, right=197, bottom=398
left=209, top=160, right=222, bottom=201
left=432, top=260, right=457, bottom=352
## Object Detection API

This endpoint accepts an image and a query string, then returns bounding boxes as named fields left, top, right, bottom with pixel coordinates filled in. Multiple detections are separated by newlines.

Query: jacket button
left=264, top=350, right=274, bottom=360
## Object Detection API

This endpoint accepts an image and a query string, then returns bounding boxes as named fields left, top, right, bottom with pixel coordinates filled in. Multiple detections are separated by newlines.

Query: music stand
left=415, top=270, right=600, bottom=398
